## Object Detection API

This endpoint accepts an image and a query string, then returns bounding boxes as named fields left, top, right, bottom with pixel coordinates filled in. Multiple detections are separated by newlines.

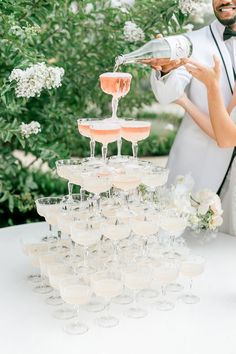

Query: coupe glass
left=92, top=270, right=123, bottom=327
left=123, top=263, right=152, bottom=318
left=160, top=211, right=188, bottom=258
left=21, top=235, right=48, bottom=284
left=77, top=118, right=102, bottom=159
left=90, top=122, right=121, bottom=161
left=101, top=218, right=131, bottom=263
left=56, top=159, right=83, bottom=200
left=99, top=72, right=132, bottom=120
left=179, top=255, right=205, bottom=304
left=81, top=171, right=113, bottom=211
left=60, top=276, right=92, bottom=335
left=154, top=260, right=179, bottom=311
left=47, top=263, right=73, bottom=306
left=70, top=219, right=102, bottom=273
left=121, top=120, right=151, bottom=159
left=131, top=216, right=160, bottom=258
left=141, top=166, right=169, bottom=203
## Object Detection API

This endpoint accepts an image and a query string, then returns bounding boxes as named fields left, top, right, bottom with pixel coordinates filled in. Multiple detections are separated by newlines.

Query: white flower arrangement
left=190, top=189, right=223, bottom=231
left=169, top=175, right=223, bottom=232
left=123, top=21, right=145, bottom=42
left=20, top=121, right=41, bottom=138
left=9, top=62, right=64, bottom=98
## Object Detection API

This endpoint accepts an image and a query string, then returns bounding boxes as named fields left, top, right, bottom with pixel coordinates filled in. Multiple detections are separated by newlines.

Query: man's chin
left=216, top=14, right=236, bottom=26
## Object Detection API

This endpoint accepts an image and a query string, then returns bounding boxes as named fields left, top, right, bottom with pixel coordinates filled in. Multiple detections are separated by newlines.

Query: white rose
left=198, top=202, right=210, bottom=215
left=209, top=215, right=223, bottom=230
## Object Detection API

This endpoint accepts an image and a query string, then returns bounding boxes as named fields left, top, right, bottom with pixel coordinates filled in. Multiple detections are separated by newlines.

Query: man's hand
left=141, top=57, right=188, bottom=73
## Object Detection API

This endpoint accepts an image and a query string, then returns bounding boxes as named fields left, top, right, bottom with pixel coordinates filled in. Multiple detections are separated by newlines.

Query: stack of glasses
left=22, top=155, right=206, bottom=335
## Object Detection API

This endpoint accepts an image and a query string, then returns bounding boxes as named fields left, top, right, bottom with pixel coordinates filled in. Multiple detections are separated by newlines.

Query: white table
left=1, top=222, right=236, bottom=354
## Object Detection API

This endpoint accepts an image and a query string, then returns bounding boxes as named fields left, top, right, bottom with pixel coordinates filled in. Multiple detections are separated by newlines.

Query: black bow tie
left=223, top=27, right=236, bottom=41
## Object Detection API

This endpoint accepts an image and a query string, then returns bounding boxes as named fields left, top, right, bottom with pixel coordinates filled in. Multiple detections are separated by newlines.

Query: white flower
left=165, top=123, right=175, bottom=131
left=209, top=215, right=223, bottom=230
left=10, top=25, right=24, bottom=37
left=111, top=0, right=135, bottom=8
left=20, top=121, right=41, bottom=138
left=183, top=23, right=194, bottom=32
left=174, top=174, right=195, bottom=197
left=70, top=1, right=79, bottom=14
left=44, top=66, right=65, bottom=89
left=189, top=213, right=200, bottom=227
left=85, top=3, right=94, bottom=14
left=178, top=0, right=203, bottom=15
left=9, top=62, right=64, bottom=98
left=198, top=202, right=210, bottom=215
left=123, top=21, right=145, bottom=42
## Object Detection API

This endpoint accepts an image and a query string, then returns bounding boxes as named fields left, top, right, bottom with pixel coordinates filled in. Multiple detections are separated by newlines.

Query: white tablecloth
left=1, top=222, right=236, bottom=354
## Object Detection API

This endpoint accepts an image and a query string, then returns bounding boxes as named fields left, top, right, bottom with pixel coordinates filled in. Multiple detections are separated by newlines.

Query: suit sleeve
left=150, top=66, right=192, bottom=105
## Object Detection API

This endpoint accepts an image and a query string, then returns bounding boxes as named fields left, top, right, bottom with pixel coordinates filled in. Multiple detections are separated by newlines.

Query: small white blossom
left=70, top=1, right=79, bottom=14
left=123, top=21, right=145, bottom=42
left=183, top=23, right=194, bottom=32
left=44, top=66, right=65, bottom=89
left=95, top=13, right=105, bottom=25
left=111, top=0, right=135, bottom=8
left=174, top=174, right=195, bottom=197
left=165, top=123, right=175, bottom=131
left=9, top=62, right=64, bottom=98
left=85, top=3, right=94, bottom=13
left=20, top=121, right=41, bottom=138
left=10, top=25, right=24, bottom=37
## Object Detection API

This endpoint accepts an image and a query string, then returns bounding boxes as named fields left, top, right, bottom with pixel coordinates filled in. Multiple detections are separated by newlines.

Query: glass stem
left=68, top=182, right=73, bottom=198
left=111, top=97, right=119, bottom=119
left=102, top=143, right=108, bottom=161
left=74, top=305, right=80, bottom=325
left=132, top=142, right=138, bottom=159
left=189, top=278, right=193, bottom=294
left=161, top=285, right=166, bottom=299
left=133, top=290, right=137, bottom=308
left=117, top=138, right=122, bottom=157
left=95, top=194, right=101, bottom=212
left=80, top=187, right=84, bottom=203
left=106, top=299, right=111, bottom=317
left=143, top=237, right=148, bottom=257
left=113, top=241, right=118, bottom=262
left=90, top=138, right=95, bottom=158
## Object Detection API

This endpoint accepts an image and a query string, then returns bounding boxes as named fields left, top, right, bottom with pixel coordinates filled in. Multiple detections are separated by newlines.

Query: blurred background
left=0, top=0, right=213, bottom=227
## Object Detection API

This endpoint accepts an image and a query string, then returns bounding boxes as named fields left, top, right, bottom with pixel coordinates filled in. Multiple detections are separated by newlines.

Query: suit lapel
left=210, top=20, right=235, bottom=93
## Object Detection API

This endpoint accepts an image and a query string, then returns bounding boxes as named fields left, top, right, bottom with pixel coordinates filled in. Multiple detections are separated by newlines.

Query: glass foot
left=53, top=306, right=76, bottom=320
left=156, top=299, right=175, bottom=311
left=45, top=295, right=64, bottom=306
left=42, top=235, right=58, bottom=243
left=125, top=307, right=147, bottom=319
left=27, top=274, right=41, bottom=283
left=166, top=283, right=184, bottom=292
left=64, top=321, right=88, bottom=335
left=96, top=315, right=119, bottom=328
left=113, top=294, right=133, bottom=305
left=138, top=289, right=159, bottom=299
left=179, top=293, right=200, bottom=304
left=84, top=300, right=106, bottom=313
left=33, top=284, right=53, bottom=294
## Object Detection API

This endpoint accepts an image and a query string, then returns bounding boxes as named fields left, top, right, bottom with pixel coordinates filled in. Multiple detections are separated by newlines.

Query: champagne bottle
left=115, top=34, right=193, bottom=68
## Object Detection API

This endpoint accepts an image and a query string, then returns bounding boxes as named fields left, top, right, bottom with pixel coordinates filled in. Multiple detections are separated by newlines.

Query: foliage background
left=0, top=0, right=210, bottom=227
